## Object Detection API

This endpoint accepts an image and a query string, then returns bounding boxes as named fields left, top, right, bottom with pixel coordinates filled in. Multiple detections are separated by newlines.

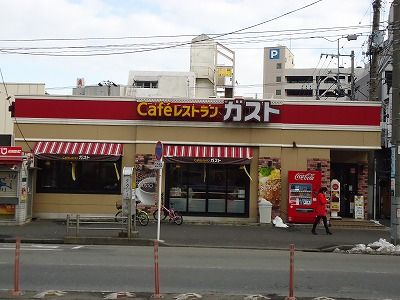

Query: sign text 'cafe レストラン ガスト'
left=136, top=99, right=279, bottom=123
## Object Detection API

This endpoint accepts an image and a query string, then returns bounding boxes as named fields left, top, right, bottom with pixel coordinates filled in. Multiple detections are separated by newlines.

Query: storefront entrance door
left=331, top=163, right=358, bottom=218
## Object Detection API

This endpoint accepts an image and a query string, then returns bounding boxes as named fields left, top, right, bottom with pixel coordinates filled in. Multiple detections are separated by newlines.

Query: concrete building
left=73, top=72, right=196, bottom=98
left=0, top=83, right=45, bottom=145
left=263, top=46, right=367, bottom=100
left=190, top=34, right=235, bottom=98
left=126, top=71, right=196, bottom=98
left=72, top=34, right=235, bottom=99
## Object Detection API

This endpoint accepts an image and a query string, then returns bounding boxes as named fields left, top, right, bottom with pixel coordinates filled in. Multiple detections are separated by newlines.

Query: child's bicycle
left=153, top=204, right=183, bottom=225
left=115, top=200, right=150, bottom=226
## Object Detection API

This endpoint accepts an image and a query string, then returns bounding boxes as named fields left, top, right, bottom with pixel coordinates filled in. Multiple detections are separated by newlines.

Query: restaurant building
left=7, top=95, right=381, bottom=223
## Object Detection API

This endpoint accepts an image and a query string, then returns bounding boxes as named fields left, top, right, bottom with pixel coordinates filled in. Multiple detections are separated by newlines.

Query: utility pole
left=391, top=0, right=400, bottom=245
left=319, top=35, right=357, bottom=100
left=350, top=51, right=355, bottom=100
left=369, top=0, right=382, bottom=101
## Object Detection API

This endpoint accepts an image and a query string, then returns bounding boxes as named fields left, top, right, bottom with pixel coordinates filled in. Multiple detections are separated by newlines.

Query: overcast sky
left=0, top=0, right=392, bottom=97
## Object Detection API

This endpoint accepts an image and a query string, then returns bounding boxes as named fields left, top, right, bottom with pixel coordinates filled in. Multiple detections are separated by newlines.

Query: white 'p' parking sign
left=269, top=48, right=280, bottom=60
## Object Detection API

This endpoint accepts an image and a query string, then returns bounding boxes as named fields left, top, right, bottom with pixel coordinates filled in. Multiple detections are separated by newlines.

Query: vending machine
left=287, top=170, right=322, bottom=223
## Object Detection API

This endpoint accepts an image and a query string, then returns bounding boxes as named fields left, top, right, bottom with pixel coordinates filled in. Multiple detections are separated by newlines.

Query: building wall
left=15, top=120, right=378, bottom=220
left=0, top=83, right=45, bottom=137
left=127, top=71, right=196, bottom=98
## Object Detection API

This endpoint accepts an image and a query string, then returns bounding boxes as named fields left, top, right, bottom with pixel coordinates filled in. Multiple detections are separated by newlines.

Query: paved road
left=1, top=243, right=399, bottom=300
left=0, top=219, right=392, bottom=251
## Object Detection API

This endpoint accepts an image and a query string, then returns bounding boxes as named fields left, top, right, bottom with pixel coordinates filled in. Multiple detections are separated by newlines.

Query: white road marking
left=31, top=245, right=60, bottom=249
left=72, top=245, right=84, bottom=250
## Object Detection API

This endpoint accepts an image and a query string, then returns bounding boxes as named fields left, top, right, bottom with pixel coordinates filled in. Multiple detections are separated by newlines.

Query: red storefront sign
left=13, top=97, right=381, bottom=127
left=0, top=146, right=23, bottom=163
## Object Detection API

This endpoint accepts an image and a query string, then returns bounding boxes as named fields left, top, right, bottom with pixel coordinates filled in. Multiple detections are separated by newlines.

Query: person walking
left=311, top=187, right=332, bottom=235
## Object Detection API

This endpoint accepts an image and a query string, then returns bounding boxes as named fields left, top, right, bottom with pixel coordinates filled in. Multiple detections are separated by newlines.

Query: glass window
left=133, top=81, right=158, bottom=88
left=276, top=63, right=282, bottom=69
left=166, top=163, right=249, bottom=216
left=276, top=89, right=281, bottom=96
left=36, top=159, right=121, bottom=194
left=276, top=76, right=281, bottom=83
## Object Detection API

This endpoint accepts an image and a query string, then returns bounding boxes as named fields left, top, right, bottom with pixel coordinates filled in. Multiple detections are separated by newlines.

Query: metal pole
left=11, top=237, right=22, bottom=296
left=350, top=50, right=355, bottom=100
left=66, top=214, right=70, bottom=236
left=128, top=195, right=132, bottom=239
left=287, top=244, right=295, bottom=300
left=76, top=214, right=80, bottom=237
left=337, top=39, right=340, bottom=89
left=156, top=166, right=162, bottom=241
left=153, top=239, right=161, bottom=298
left=391, top=0, right=400, bottom=245
left=374, top=157, right=377, bottom=220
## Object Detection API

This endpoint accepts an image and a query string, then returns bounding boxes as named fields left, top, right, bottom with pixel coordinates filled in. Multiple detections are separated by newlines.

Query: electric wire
left=0, top=0, right=325, bottom=57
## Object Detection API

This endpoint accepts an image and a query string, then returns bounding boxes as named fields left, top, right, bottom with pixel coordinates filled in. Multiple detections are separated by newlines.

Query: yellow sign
left=217, top=67, right=233, bottom=77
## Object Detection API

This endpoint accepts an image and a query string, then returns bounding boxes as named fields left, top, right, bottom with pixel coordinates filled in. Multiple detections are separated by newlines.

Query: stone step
left=330, top=218, right=386, bottom=229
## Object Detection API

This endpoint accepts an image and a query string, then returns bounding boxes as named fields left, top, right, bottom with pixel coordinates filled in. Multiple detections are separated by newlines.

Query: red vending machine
left=287, top=171, right=322, bottom=223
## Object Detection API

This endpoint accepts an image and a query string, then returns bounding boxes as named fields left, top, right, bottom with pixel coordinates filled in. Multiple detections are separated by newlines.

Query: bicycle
left=115, top=200, right=150, bottom=226
left=153, top=204, right=183, bottom=225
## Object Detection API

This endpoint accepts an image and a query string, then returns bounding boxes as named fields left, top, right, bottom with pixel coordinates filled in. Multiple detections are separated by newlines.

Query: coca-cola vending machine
left=287, top=170, right=322, bottom=223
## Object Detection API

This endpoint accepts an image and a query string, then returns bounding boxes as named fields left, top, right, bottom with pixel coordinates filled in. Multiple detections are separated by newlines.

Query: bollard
left=11, top=237, right=22, bottom=296
left=286, top=244, right=296, bottom=300
left=76, top=214, right=80, bottom=237
left=152, top=240, right=163, bottom=298
left=66, top=214, right=70, bottom=236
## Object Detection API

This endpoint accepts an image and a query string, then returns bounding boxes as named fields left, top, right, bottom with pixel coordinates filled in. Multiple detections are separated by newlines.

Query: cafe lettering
left=135, top=99, right=280, bottom=123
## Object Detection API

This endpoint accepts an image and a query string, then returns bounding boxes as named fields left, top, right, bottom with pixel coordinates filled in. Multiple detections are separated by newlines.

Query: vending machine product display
left=287, top=170, right=322, bottom=223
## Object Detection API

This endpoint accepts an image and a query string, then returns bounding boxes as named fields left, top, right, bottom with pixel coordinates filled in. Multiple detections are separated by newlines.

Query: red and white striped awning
left=163, top=145, right=253, bottom=159
left=34, top=142, right=123, bottom=157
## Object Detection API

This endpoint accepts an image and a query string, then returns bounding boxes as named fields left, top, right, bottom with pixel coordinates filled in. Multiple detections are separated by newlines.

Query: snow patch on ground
left=334, top=238, right=400, bottom=255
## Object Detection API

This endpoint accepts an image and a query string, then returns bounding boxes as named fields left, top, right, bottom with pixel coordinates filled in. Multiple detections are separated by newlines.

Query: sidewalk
left=0, top=218, right=391, bottom=251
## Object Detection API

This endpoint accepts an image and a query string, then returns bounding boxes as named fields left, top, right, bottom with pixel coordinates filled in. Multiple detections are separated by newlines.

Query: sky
left=0, top=0, right=393, bottom=98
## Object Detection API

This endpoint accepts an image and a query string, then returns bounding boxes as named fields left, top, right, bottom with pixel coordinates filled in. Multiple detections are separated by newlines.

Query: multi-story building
left=263, top=46, right=367, bottom=100
left=73, top=72, right=196, bottom=98
left=190, top=34, right=235, bottom=98
left=73, top=34, right=235, bottom=99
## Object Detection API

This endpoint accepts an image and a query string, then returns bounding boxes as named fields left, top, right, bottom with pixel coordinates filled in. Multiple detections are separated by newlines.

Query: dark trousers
left=312, top=215, right=330, bottom=233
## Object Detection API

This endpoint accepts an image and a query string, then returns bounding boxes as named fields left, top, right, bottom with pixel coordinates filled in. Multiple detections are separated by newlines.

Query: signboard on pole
left=330, top=179, right=341, bottom=219
left=354, top=195, right=364, bottom=219
left=155, top=141, right=163, bottom=161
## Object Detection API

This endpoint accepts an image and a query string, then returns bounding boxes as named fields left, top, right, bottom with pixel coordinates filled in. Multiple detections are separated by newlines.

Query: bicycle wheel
left=153, top=209, right=168, bottom=221
left=136, top=211, right=149, bottom=226
left=115, top=211, right=125, bottom=223
left=173, top=211, right=183, bottom=225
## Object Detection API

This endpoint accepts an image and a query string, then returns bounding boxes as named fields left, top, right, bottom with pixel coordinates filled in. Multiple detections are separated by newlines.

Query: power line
left=0, top=0, right=325, bottom=57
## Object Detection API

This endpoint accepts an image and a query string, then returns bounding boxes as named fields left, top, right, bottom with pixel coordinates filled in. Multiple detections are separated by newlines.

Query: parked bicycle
left=115, top=200, right=150, bottom=226
left=153, top=204, right=183, bottom=225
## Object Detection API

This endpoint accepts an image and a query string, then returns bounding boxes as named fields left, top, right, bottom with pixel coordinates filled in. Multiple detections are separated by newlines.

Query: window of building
left=285, top=89, right=313, bottom=97
left=285, top=76, right=313, bottom=83
left=275, top=89, right=282, bottom=96
left=276, top=76, right=282, bottom=83
left=165, top=163, right=249, bottom=216
left=133, top=80, right=158, bottom=88
left=276, top=63, right=282, bottom=69
left=36, top=159, right=122, bottom=194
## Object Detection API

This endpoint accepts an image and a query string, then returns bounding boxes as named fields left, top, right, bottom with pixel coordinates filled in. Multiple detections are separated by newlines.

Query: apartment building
left=263, top=46, right=367, bottom=100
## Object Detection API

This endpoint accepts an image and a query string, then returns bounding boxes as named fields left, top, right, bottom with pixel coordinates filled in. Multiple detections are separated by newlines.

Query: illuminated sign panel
left=135, top=100, right=279, bottom=123
left=136, top=101, right=222, bottom=121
